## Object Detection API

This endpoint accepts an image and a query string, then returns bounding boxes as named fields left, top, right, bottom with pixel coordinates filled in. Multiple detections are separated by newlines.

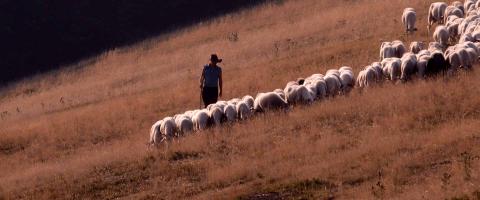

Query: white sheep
left=428, top=42, right=443, bottom=52
left=273, top=89, right=286, bottom=100
left=338, top=67, right=355, bottom=93
left=381, top=57, right=402, bottom=81
left=323, top=74, right=342, bottom=97
left=380, top=42, right=396, bottom=61
left=236, top=101, right=252, bottom=120
left=444, top=6, right=464, bottom=23
left=193, top=110, right=210, bottom=131
left=224, top=104, right=237, bottom=122
left=242, top=95, right=255, bottom=109
left=402, top=8, right=417, bottom=33
left=284, top=84, right=314, bottom=104
left=370, top=62, right=384, bottom=82
left=174, top=114, right=194, bottom=137
left=254, top=92, right=289, bottom=112
left=428, top=2, right=448, bottom=32
left=433, top=25, right=449, bottom=47
left=410, top=41, right=425, bottom=54
left=452, top=1, right=464, bottom=14
left=356, top=66, right=376, bottom=88
left=149, top=117, right=176, bottom=145
left=400, top=53, right=418, bottom=81
left=209, top=106, right=224, bottom=126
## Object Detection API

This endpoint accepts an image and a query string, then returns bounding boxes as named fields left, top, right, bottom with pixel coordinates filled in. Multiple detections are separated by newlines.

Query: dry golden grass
left=1, top=0, right=480, bottom=199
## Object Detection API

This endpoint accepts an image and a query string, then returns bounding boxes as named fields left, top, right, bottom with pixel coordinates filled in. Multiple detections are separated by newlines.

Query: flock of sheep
left=149, top=1, right=480, bottom=146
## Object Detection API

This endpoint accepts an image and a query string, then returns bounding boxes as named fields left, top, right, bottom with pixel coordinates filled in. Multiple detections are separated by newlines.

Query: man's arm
left=200, top=68, right=205, bottom=89
left=219, top=70, right=223, bottom=97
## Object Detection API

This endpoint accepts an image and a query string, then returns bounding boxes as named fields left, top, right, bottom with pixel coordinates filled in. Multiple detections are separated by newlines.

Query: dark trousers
left=202, top=87, right=218, bottom=108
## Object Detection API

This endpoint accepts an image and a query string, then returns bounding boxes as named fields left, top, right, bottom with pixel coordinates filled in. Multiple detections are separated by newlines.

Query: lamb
left=224, top=104, right=237, bottom=122
left=400, top=53, right=418, bottom=82
left=428, top=2, right=448, bottom=32
left=193, top=110, right=210, bottom=131
left=236, top=101, right=252, bottom=120
left=410, top=41, right=425, bottom=54
left=433, top=25, right=449, bottom=47
left=402, top=8, right=417, bottom=33
left=253, top=92, right=289, bottom=112
left=174, top=114, right=194, bottom=137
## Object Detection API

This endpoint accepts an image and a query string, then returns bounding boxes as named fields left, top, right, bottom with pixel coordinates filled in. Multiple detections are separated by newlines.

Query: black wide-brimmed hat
left=210, top=54, right=222, bottom=63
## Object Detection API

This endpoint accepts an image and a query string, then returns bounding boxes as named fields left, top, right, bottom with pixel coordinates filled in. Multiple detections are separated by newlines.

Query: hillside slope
left=1, top=0, right=480, bottom=199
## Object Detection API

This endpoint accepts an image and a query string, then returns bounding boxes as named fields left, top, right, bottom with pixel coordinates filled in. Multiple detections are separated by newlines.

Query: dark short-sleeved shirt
left=203, top=65, right=221, bottom=87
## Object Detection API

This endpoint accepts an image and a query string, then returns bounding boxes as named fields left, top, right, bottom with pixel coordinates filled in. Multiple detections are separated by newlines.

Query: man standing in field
left=200, top=54, right=223, bottom=108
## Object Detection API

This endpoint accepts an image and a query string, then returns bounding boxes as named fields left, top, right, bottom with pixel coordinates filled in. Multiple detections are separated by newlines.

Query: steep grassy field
left=1, top=0, right=480, bottom=199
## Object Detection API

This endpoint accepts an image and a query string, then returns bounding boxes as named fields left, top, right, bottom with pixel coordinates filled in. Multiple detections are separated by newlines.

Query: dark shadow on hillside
left=0, top=0, right=275, bottom=85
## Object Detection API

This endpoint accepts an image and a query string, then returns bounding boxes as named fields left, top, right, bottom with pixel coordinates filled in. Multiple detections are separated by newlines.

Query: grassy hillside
left=1, top=0, right=480, bottom=199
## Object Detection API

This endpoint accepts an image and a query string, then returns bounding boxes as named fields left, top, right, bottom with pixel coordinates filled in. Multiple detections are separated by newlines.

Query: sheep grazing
left=323, top=73, right=342, bottom=97
left=236, top=101, right=252, bottom=120
left=445, top=16, right=463, bottom=42
left=254, top=92, right=289, bottom=112
left=433, top=25, right=449, bottom=47
left=356, top=66, right=377, bottom=88
left=174, top=114, right=194, bottom=137
left=444, top=6, right=464, bottom=23
left=338, top=66, right=355, bottom=94
left=402, top=8, right=417, bottom=34
left=303, top=74, right=327, bottom=100
left=284, top=83, right=314, bottom=105
left=209, top=106, right=224, bottom=126
left=416, top=51, right=431, bottom=79
left=428, top=42, right=443, bottom=52
left=227, top=98, right=242, bottom=106
left=425, top=51, right=448, bottom=77
left=149, top=117, right=176, bottom=145
left=465, top=0, right=476, bottom=12
left=193, top=110, right=210, bottom=131
left=428, top=2, right=448, bottom=32
left=410, top=41, right=426, bottom=54
left=149, top=120, right=163, bottom=145
left=224, top=104, right=237, bottom=122
left=380, top=41, right=406, bottom=60
left=400, top=53, right=418, bottom=82
left=370, top=62, right=384, bottom=83
left=381, top=57, right=402, bottom=82
left=242, top=95, right=255, bottom=109
left=452, top=1, right=464, bottom=14
left=380, top=42, right=396, bottom=61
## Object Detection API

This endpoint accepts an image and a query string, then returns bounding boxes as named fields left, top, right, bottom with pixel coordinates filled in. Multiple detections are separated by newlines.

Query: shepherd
left=200, top=54, right=223, bottom=108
